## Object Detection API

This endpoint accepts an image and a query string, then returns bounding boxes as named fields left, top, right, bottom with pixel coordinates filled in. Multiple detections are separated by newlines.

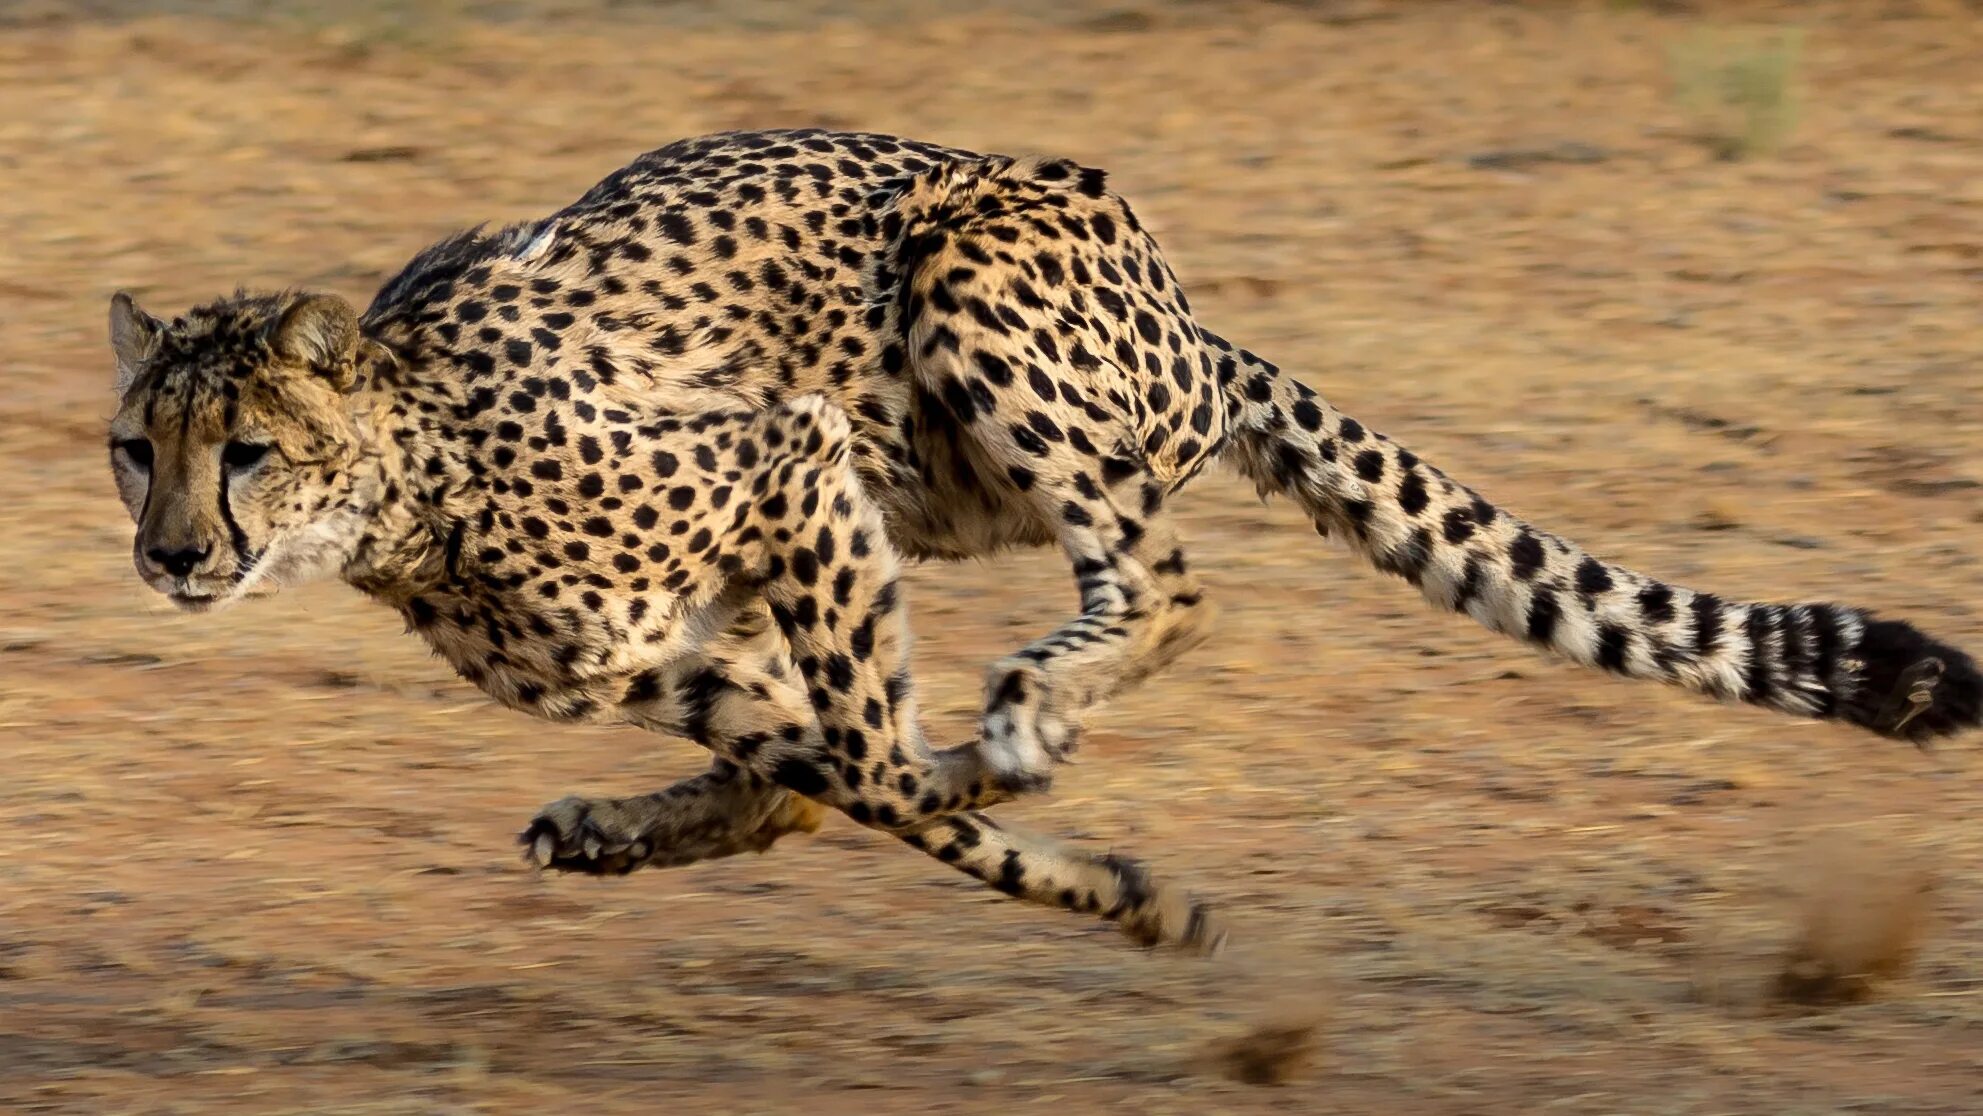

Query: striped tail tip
left=1839, top=619, right=1983, bottom=746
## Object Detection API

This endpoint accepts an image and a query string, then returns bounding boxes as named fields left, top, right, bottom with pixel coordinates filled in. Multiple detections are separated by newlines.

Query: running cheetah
left=105, top=128, right=1980, bottom=952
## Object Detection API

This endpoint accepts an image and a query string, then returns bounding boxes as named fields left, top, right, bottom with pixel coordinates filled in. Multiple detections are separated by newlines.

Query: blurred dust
left=1771, top=832, right=1938, bottom=1006
left=1207, top=1010, right=1324, bottom=1086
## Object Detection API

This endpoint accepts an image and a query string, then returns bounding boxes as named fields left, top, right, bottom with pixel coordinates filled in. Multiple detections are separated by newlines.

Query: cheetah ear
left=108, top=291, right=163, bottom=396
left=269, top=292, right=362, bottom=390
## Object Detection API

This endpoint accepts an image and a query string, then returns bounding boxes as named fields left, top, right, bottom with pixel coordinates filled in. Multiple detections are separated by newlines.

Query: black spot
left=995, top=850, right=1026, bottom=896
left=1442, top=506, right=1476, bottom=544
left=1575, top=557, right=1613, bottom=597
left=792, top=548, right=819, bottom=586
left=974, top=351, right=1013, bottom=386
left=822, top=652, right=854, bottom=692
left=1396, top=470, right=1429, bottom=516
left=623, top=670, right=662, bottom=705
left=659, top=211, right=696, bottom=244
left=1508, top=531, right=1545, bottom=581
left=1341, top=498, right=1372, bottom=534
left=1353, top=449, right=1385, bottom=483
left=1638, top=583, right=1675, bottom=624
left=1452, top=554, right=1483, bottom=611
left=1381, top=527, right=1433, bottom=586
left=1596, top=623, right=1631, bottom=673
left=1526, top=587, right=1561, bottom=644
left=771, top=758, right=828, bottom=796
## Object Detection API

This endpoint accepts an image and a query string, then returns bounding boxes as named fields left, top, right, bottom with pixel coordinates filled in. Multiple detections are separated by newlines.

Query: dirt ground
left=4, top=0, right=1983, bottom=1111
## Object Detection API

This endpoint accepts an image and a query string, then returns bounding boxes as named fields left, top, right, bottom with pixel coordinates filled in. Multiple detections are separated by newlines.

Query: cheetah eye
left=116, top=439, right=153, bottom=470
left=222, top=441, right=271, bottom=471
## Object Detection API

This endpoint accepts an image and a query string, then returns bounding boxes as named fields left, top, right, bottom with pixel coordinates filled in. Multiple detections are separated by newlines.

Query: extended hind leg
left=897, top=812, right=1227, bottom=953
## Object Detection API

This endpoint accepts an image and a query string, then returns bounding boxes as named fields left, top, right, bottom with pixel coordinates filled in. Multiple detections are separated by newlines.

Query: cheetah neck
left=336, top=337, right=476, bottom=605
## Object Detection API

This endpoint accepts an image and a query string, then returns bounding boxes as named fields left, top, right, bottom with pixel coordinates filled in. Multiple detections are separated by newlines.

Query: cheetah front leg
left=522, top=758, right=824, bottom=876
left=737, top=396, right=1019, bottom=826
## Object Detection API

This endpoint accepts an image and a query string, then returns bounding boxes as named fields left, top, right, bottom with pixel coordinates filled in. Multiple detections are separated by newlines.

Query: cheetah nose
left=148, top=543, right=211, bottom=578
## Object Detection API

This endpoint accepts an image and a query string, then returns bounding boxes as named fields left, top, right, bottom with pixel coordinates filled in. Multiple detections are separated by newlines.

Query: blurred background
left=3, top=0, right=1982, bottom=1111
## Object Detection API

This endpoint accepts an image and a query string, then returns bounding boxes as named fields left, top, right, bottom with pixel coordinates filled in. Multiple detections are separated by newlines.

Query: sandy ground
left=4, top=1, right=1983, bottom=1111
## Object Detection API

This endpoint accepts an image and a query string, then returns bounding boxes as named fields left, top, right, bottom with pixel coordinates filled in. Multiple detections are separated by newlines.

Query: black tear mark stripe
left=136, top=459, right=155, bottom=525
left=215, top=459, right=253, bottom=577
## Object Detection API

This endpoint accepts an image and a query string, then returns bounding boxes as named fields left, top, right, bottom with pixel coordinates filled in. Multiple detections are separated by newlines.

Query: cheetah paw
left=519, top=795, right=657, bottom=876
left=980, top=664, right=1079, bottom=796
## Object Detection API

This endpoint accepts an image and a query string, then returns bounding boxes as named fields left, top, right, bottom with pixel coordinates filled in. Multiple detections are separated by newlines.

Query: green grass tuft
left=1668, top=26, right=1804, bottom=161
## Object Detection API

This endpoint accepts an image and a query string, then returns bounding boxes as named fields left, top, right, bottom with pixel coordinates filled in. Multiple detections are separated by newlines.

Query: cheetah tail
left=1218, top=349, right=1981, bottom=745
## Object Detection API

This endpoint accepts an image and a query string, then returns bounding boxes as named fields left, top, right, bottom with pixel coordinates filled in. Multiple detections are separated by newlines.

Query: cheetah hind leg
left=975, top=467, right=1214, bottom=795
left=897, top=811, right=1228, bottom=953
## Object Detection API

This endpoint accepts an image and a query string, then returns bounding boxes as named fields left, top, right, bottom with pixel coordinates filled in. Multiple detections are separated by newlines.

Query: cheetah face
left=105, top=290, right=375, bottom=612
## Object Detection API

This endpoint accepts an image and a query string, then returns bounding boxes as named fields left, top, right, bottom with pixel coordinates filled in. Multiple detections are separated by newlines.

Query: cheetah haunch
left=105, top=129, right=1980, bottom=952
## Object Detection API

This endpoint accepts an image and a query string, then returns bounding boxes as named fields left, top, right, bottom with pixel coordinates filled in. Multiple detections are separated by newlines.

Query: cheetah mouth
left=167, top=591, right=218, bottom=613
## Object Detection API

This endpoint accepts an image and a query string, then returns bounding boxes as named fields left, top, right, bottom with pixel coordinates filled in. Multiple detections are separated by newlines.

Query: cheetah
left=106, top=128, right=1980, bottom=953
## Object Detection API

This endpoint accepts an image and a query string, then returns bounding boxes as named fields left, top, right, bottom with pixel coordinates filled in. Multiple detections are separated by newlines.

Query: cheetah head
left=106, top=289, right=383, bottom=612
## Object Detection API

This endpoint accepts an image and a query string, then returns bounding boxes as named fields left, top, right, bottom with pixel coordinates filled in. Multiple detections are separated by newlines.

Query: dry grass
left=4, top=1, right=1983, bottom=1112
